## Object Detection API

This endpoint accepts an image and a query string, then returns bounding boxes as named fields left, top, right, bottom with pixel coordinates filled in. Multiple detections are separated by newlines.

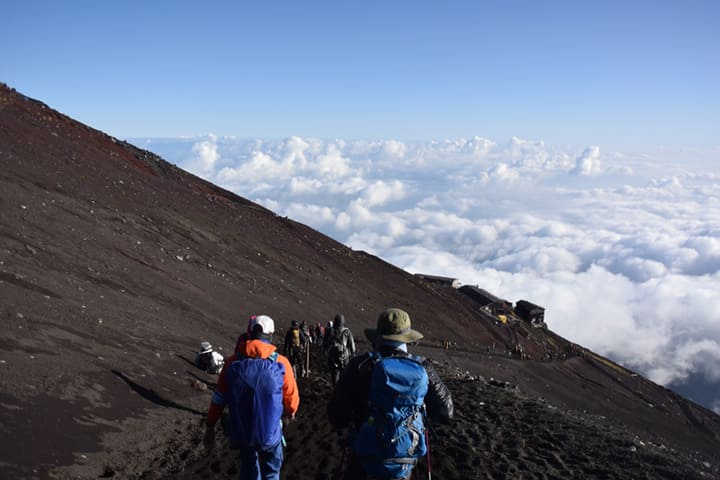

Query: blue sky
left=2, top=1, right=719, bottom=152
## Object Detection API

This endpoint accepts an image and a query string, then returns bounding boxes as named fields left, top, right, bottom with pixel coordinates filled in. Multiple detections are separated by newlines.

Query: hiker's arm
left=279, top=356, right=300, bottom=415
left=348, top=332, right=356, bottom=356
left=423, top=361, right=454, bottom=422
left=327, top=356, right=366, bottom=428
left=327, top=372, right=353, bottom=428
left=206, top=361, right=230, bottom=426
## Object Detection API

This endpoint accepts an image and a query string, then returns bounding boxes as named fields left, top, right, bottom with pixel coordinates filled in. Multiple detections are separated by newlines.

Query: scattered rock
left=191, top=380, right=208, bottom=392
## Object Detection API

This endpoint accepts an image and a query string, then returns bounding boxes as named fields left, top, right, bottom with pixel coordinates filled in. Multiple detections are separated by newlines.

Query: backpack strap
left=372, top=350, right=423, bottom=363
left=411, top=354, right=425, bottom=364
left=266, top=350, right=285, bottom=444
left=361, top=350, right=423, bottom=376
left=236, top=351, right=279, bottom=362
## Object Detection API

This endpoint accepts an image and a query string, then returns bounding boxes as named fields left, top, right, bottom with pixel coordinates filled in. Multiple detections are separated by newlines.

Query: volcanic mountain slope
left=0, top=83, right=719, bottom=479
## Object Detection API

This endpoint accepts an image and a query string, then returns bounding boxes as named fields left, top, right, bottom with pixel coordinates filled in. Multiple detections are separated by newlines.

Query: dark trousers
left=288, top=348, right=304, bottom=377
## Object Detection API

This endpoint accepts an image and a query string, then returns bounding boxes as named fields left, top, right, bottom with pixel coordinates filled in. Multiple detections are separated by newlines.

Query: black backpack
left=195, top=352, right=212, bottom=371
left=327, top=328, right=350, bottom=367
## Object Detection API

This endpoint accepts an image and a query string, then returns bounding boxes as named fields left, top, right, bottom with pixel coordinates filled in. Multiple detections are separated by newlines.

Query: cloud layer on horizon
left=139, top=135, right=720, bottom=412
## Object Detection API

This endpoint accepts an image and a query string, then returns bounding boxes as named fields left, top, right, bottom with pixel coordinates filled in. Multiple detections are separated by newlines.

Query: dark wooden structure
left=414, top=273, right=462, bottom=288
left=515, top=299, right=546, bottom=326
left=459, top=285, right=513, bottom=316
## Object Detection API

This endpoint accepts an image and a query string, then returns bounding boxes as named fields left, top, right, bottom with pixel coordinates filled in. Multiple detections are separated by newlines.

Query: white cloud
left=361, top=180, right=407, bottom=207
left=654, top=339, right=720, bottom=384
left=571, top=146, right=602, bottom=176
left=289, top=177, right=323, bottom=195
left=314, top=143, right=353, bottom=178
left=282, top=203, right=336, bottom=226
left=379, top=140, right=407, bottom=161
left=485, top=163, right=520, bottom=184
left=336, top=211, right=352, bottom=230
left=281, top=136, right=310, bottom=169
left=145, top=135, right=720, bottom=399
left=189, top=134, right=220, bottom=175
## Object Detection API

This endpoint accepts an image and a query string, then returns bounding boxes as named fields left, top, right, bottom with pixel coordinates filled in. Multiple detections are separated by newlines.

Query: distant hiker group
left=197, top=308, right=453, bottom=480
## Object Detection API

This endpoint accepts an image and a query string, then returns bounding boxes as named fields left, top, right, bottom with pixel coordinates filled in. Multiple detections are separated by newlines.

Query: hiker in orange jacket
left=204, top=315, right=299, bottom=479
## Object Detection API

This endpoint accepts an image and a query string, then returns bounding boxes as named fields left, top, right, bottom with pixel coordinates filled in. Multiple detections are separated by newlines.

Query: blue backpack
left=225, top=351, right=285, bottom=449
left=353, top=352, right=429, bottom=480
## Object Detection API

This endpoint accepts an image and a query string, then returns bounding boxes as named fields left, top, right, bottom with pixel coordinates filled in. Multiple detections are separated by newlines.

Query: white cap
left=252, top=315, right=275, bottom=335
left=200, top=341, right=213, bottom=353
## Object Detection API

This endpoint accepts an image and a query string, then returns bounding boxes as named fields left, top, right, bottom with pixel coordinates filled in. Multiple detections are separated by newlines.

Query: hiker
left=299, top=321, right=311, bottom=343
left=300, top=321, right=312, bottom=376
left=323, top=313, right=356, bottom=385
left=203, top=315, right=299, bottom=480
left=327, top=308, right=454, bottom=480
left=194, top=341, right=224, bottom=374
left=315, top=322, right=325, bottom=343
left=284, top=320, right=305, bottom=378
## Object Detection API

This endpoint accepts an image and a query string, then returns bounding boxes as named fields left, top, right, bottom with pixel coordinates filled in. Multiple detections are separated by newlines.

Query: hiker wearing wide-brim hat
left=364, top=308, right=424, bottom=344
left=328, top=308, right=453, bottom=480
left=195, top=341, right=224, bottom=374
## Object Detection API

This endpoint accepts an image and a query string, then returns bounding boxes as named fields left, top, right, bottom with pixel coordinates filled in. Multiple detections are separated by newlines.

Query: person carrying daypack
left=204, top=315, right=299, bottom=480
left=300, top=321, right=312, bottom=376
left=316, top=322, right=325, bottom=343
left=327, top=308, right=454, bottom=480
left=300, top=321, right=312, bottom=346
left=323, top=313, right=356, bottom=385
left=194, top=341, right=224, bottom=374
left=284, top=320, right=304, bottom=378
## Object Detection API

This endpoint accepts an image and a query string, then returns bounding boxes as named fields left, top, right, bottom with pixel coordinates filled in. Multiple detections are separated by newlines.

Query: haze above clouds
left=139, top=135, right=720, bottom=412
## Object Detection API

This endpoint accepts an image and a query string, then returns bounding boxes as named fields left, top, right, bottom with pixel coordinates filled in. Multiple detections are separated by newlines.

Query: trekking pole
left=425, top=427, right=432, bottom=480
left=306, top=343, right=310, bottom=377
left=423, top=408, right=433, bottom=480
left=334, top=445, right=347, bottom=479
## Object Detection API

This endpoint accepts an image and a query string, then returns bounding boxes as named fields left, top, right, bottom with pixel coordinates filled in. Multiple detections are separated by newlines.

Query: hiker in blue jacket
left=327, top=308, right=454, bottom=480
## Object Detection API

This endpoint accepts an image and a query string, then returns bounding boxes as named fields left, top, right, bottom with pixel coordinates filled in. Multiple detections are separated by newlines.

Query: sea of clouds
left=138, top=135, right=720, bottom=413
